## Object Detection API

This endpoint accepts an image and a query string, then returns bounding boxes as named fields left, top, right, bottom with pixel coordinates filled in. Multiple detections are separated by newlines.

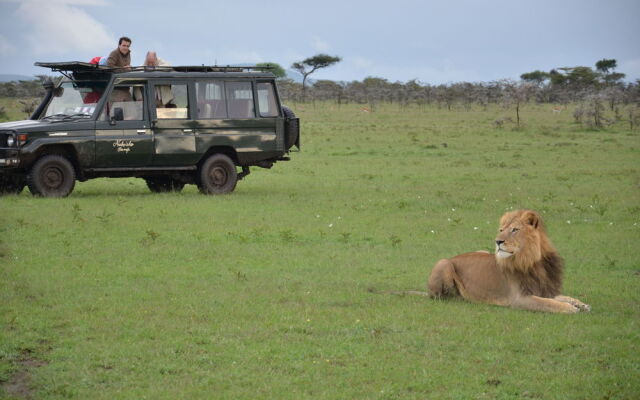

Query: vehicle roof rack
left=35, top=62, right=274, bottom=74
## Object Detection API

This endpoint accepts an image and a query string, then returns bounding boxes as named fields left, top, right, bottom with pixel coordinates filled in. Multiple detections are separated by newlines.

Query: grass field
left=1, top=102, right=639, bottom=399
left=0, top=98, right=36, bottom=122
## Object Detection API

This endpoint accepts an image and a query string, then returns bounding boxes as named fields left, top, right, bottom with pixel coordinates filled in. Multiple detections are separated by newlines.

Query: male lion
left=427, top=209, right=590, bottom=313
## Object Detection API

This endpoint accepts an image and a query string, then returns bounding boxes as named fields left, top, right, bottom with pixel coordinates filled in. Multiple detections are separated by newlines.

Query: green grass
left=1, top=103, right=639, bottom=399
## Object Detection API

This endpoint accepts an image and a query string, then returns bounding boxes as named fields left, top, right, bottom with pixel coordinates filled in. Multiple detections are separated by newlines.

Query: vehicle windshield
left=41, top=80, right=109, bottom=120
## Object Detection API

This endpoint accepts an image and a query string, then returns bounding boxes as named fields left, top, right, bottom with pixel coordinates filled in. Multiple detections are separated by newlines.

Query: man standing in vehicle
left=107, top=36, right=132, bottom=69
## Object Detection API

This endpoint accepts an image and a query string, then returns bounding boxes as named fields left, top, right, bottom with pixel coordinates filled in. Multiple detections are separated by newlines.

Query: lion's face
left=495, top=210, right=544, bottom=264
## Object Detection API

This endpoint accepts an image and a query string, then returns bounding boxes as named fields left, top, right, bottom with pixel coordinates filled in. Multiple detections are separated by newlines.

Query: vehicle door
left=149, top=80, right=199, bottom=166
left=194, top=80, right=280, bottom=160
left=94, top=81, right=153, bottom=167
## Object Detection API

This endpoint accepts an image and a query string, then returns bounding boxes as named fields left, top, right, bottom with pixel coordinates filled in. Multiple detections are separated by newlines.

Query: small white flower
left=473, top=227, right=479, bottom=230
left=329, top=223, right=333, bottom=228
left=430, top=230, right=435, bottom=234
left=451, top=208, right=456, bottom=211
left=316, top=214, right=320, bottom=218
left=566, top=220, right=571, bottom=224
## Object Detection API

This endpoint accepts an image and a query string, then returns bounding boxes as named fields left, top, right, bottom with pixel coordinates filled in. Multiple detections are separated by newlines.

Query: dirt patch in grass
left=1, top=351, right=47, bottom=400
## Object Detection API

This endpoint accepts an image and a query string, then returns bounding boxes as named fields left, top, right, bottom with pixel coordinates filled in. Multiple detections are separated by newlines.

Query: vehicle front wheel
left=198, top=154, right=237, bottom=195
left=0, top=175, right=26, bottom=195
left=27, top=155, right=76, bottom=197
left=144, top=177, right=185, bottom=193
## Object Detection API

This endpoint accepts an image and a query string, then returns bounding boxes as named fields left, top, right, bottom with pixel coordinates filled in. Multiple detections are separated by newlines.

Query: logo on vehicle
left=113, top=139, right=134, bottom=153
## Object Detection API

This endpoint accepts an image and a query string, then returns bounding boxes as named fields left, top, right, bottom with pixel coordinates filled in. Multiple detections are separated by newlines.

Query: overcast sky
left=0, top=0, right=638, bottom=84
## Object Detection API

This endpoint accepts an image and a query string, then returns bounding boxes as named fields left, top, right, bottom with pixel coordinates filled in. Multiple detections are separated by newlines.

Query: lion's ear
left=522, top=210, right=541, bottom=228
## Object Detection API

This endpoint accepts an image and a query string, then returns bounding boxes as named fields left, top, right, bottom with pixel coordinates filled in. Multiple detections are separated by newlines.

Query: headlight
left=6, top=135, right=15, bottom=147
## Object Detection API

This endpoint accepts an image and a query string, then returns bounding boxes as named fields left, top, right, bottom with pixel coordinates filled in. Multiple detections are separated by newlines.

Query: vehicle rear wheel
left=0, top=175, right=26, bottom=195
left=27, top=155, right=76, bottom=197
left=144, top=177, right=185, bottom=193
left=198, top=154, right=237, bottom=195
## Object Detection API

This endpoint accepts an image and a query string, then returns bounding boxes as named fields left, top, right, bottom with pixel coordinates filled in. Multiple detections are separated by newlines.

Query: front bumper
left=0, top=154, right=20, bottom=167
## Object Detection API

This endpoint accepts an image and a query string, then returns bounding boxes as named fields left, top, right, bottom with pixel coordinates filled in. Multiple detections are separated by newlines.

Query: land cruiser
left=0, top=62, right=299, bottom=197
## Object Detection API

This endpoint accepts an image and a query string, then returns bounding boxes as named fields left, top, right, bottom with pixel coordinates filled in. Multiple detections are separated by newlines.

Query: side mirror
left=42, top=78, right=55, bottom=91
left=109, top=108, right=124, bottom=125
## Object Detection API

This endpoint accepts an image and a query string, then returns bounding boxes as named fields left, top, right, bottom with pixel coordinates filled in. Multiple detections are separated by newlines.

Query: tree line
left=1, top=58, right=638, bottom=122
left=278, top=60, right=638, bottom=107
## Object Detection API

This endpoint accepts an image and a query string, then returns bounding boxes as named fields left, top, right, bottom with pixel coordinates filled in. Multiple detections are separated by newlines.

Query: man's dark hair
left=119, top=36, right=132, bottom=45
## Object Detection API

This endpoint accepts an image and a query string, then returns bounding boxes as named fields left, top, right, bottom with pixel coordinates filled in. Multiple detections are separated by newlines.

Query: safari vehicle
left=0, top=62, right=299, bottom=197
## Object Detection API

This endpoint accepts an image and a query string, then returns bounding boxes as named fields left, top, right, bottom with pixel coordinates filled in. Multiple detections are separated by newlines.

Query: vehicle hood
left=0, top=119, right=89, bottom=133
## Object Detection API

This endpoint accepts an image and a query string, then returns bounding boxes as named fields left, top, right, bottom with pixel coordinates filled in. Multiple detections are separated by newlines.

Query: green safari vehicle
left=0, top=62, right=300, bottom=197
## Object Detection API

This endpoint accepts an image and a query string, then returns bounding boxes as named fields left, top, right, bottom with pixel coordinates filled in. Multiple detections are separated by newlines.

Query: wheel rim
left=41, top=166, right=64, bottom=190
left=209, top=165, right=228, bottom=187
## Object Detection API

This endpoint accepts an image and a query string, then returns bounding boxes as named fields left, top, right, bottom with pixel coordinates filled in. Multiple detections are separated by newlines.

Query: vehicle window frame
left=224, top=80, right=256, bottom=119
left=255, top=80, right=280, bottom=118
left=98, top=79, right=149, bottom=122
left=148, top=79, right=193, bottom=121
left=195, top=79, right=228, bottom=120
left=40, top=79, right=110, bottom=120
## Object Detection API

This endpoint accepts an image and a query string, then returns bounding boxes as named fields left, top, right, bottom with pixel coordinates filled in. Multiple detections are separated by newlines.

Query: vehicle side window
left=226, top=82, right=255, bottom=118
left=155, top=84, right=189, bottom=119
left=256, top=82, right=279, bottom=117
left=196, top=81, right=227, bottom=119
left=99, top=84, right=145, bottom=121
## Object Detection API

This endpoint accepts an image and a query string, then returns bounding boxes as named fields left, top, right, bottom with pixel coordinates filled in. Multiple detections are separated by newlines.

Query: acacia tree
left=595, top=59, right=626, bottom=85
left=520, top=70, right=550, bottom=86
left=291, top=54, right=341, bottom=100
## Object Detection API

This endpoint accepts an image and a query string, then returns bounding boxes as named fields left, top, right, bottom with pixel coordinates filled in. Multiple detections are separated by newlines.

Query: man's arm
left=106, top=50, right=119, bottom=67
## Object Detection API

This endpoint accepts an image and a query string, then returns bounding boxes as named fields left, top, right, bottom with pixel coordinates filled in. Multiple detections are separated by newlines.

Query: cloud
left=0, top=34, right=15, bottom=55
left=351, top=56, right=374, bottom=70
left=4, top=0, right=109, bottom=5
left=312, top=37, right=330, bottom=53
left=15, top=0, right=113, bottom=56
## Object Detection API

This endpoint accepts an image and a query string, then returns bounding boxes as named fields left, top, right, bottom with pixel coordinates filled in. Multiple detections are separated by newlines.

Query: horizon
left=0, top=0, right=639, bottom=85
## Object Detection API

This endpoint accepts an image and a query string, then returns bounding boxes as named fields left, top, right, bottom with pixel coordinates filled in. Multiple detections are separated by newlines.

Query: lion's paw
left=567, top=299, right=591, bottom=312
left=576, top=303, right=591, bottom=312
left=555, top=296, right=591, bottom=312
left=566, top=304, right=580, bottom=314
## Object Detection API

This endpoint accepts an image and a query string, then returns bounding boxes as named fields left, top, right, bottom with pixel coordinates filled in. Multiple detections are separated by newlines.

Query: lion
left=427, top=209, right=590, bottom=313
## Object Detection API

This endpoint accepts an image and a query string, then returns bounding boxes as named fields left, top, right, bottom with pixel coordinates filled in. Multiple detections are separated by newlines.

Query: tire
left=282, top=105, right=299, bottom=150
left=198, top=154, right=237, bottom=195
left=0, top=175, right=26, bottom=195
left=144, top=177, right=185, bottom=193
left=27, top=155, right=76, bottom=197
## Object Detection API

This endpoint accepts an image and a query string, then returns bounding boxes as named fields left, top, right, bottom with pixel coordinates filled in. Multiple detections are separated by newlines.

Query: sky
left=0, top=0, right=639, bottom=84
